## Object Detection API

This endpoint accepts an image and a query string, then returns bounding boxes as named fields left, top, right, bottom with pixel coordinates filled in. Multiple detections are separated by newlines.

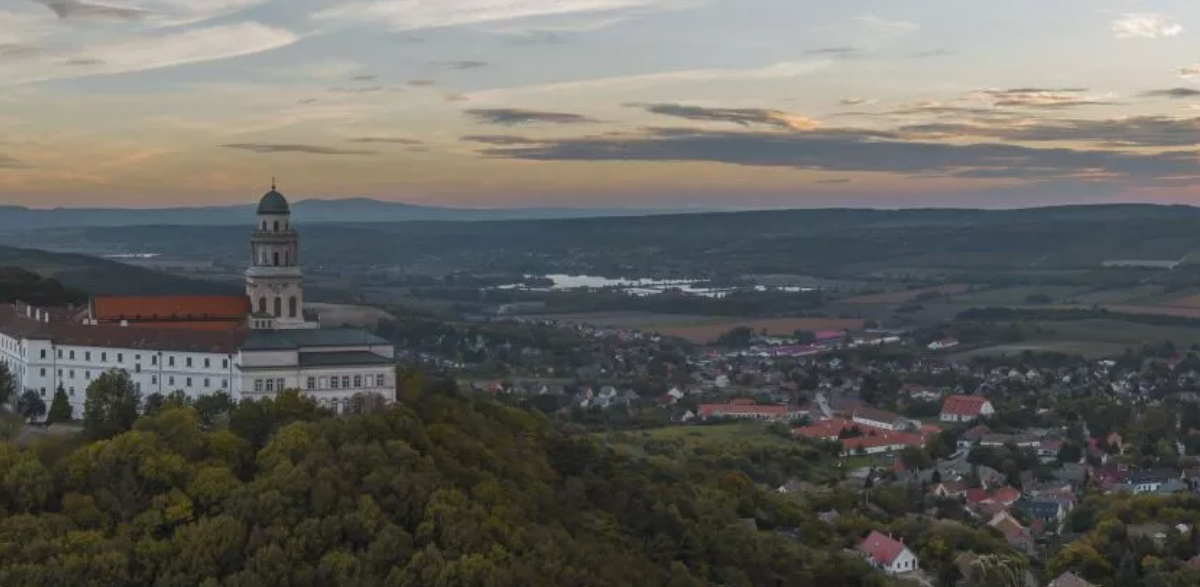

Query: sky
left=2, top=0, right=1200, bottom=209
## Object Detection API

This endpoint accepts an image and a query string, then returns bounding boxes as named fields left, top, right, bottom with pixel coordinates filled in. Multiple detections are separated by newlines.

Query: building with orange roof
left=0, top=185, right=396, bottom=418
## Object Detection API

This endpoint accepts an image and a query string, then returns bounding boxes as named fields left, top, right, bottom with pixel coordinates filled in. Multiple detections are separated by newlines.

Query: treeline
left=0, top=266, right=87, bottom=307
left=412, top=288, right=830, bottom=317
left=0, top=373, right=897, bottom=587
left=957, top=307, right=1200, bottom=329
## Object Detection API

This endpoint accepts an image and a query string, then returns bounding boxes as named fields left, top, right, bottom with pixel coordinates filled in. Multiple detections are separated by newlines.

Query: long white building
left=0, top=185, right=396, bottom=417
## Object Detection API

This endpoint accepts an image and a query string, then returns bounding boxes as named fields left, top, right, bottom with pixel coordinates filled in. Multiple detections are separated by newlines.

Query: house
left=927, top=338, right=961, bottom=351
left=1129, top=468, right=1179, bottom=494
left=840, top=431, right=926, bottom=456
left=940, top=395, right=995, bottom=423
left=933, top=481, right=969, bottom=499
left=989, top=512, right=1034, bottom=552
left=851, top=406, right=916, bottom=431
left=858, top=531, right=919, bottom=574
left=698, top=399, right=799, bottom=421
left=1048, top=572, right=1096, bottom=587
left=1013, top=499, right=1066, bottom=531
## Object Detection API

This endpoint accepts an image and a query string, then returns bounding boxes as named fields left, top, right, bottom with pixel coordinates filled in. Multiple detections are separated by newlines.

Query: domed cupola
left=258, top=180, right=290, bottom=215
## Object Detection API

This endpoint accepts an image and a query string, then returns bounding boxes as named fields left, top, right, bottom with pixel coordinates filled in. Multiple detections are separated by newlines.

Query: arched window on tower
left=258, top=297, right=267, bottom=314
left=273, top=297, right=282, bottom=317
left=284, top=252, right=289, bottom=266
left=289, top=296, right=297, bottom=318
left=273, top=221, right=279, bottom=232
left=273, top=251, right=280, bottom=266
left=261, top=221, right=266, bottom=230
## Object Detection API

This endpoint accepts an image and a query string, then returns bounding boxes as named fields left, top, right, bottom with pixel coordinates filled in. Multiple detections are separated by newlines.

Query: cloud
left=0, top=153, right=25, bottom=168
left=222, top=143, right=378, bottom=155
left=635, top=103, right=819, bottom=130
left=445, top=60, right=488, bottom=70
left=463, top=134, right=541, bottom=145
left=408, top=79, right=437, bottom=86
left=1112, top=13, right=1183, bottom=39
left=347, top=137, right=424, bottom=144
left=0, top=22, right=299, bottom=86
left=350, top=74, right=378, bottom=81
left=297, top=98, right=319, bottom=104
left=805, top=47, right=858, bottom=56
left=472, top=126, right=1200, bottom=181
left=466, top=60, right=831, bottom=101
left=465, top=107, right=598, bottom=125
left=911, top=49, right=952, bottom=58
left=899, top=116, right=1200, bottom=147
left=971, top=88, right=1119, bottom=109
left=838, top=97, right=875, bottom=106
left=328, top=86, right=386, bottom=94
left=856, top=14, right=919, bottom=35
left=1142, top=87, right=1200, bottom=99
left=61, top=57, right=105, bottom=66
left=34, top=0, right=150, bottom=21
left=313, top=0, right=682, bottom=31
left=815, top=178, right=851, bottom=184
left=1178, top=65, right=1200, bottom=80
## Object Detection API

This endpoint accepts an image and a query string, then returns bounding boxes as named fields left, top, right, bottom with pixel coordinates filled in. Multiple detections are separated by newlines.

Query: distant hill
left=0, top=246, right=239, bottom=297
left=0, top=198, right=707, bottom=229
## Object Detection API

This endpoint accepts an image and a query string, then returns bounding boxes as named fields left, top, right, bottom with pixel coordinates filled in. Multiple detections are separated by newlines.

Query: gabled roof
left=941, top=395, right=990, bottom=416
left=1049, top=572, right=1096, bottom=587
left=859, top=531, right=908, bottom=566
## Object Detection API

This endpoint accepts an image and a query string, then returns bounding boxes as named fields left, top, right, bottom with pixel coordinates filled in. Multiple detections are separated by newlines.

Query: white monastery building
left=0, top=185, right=396, bottom=417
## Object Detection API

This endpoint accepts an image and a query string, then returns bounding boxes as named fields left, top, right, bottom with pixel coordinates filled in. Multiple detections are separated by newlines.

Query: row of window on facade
left=253, top=373, right=386, bottom=393
left=257, top=296, right=298, bottom=318
left=259, top=250, right=294, bottom=267
left=47, top=348, right=229, bottom=369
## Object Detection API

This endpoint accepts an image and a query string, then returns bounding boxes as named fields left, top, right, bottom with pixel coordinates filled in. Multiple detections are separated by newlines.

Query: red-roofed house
left=840, top=431, right=925, bottom=456
left=859, top=531, right=919, bottom=574
left=940, top=395, right=995, bottom=423
left=699, top=401, right=799, bottom=421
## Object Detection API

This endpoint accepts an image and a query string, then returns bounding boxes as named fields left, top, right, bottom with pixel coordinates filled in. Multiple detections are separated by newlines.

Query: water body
left=497, top=274, right=814, bottom=298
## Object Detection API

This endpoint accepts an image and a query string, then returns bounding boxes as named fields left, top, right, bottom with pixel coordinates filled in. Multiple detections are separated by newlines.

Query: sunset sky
left=2, top=0, right=1200, bottom=209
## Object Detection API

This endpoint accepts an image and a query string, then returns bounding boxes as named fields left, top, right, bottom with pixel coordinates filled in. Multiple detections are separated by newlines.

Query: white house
left=859, top=530, right=919, bottom=574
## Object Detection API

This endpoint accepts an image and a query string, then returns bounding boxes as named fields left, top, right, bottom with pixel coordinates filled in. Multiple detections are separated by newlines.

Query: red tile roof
left=794, top=418, right=856, bottom=440
left=941, top=395, right=991, bottom=417
left=0, top=304, right=243, bottom=353
left=699, top=403, right=790, bottom=418
left=91, top=295, right=250, bottom=324
left=841, top=431, right=924, bottom=452
left=859, top=531, right=908, bottom=566
left=991, top=486, right=1022, bottom=504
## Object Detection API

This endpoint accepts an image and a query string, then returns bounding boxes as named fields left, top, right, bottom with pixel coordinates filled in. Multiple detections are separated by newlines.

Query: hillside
left=0, top=380, right=897, bottom=587
left=0, top=199, right=696, bottom=229
left=7, top=203, right=1200, bottom=279
left=0, top=245, right=238, bottom=297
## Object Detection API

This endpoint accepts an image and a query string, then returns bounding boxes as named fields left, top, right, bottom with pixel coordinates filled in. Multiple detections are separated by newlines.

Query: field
left=1158, top=292, right=1200, bottom=308
left=538, top=312, right=864, bottom=343
left=954, top=318, right=1200, bottom=359
left=838, top=284, right=971, bottom=305
left=948, top=285, right=1088, bottom=305
left=1049, top=304, right=1200, bottom=319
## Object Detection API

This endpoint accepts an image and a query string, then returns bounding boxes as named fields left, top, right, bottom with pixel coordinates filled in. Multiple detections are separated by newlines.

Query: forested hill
left=0, top=378, right=896, bottom=587
left=0, top=267, right=87, bottom=307
left=0, top=246, right=237, bottom=297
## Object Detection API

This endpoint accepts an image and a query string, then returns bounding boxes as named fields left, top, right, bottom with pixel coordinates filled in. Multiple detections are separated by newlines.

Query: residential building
left=858, top=531, right=919, bottom=574
left=939, top=395, right=995, bottom=422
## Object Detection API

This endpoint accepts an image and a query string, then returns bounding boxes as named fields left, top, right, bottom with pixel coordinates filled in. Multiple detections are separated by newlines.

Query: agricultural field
left=956, top=318, right=1200, bottom=360
left=947, top=285, right=1089, bottom=306
left=539, top=312, right=864, bottom=343
left=837, top=284, right=971, bottom=305
left=1068, top=285, right=1162, bottom=305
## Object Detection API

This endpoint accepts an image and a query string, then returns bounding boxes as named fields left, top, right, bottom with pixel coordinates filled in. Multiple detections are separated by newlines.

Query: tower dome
left=258, top=184, right=290, bottom=214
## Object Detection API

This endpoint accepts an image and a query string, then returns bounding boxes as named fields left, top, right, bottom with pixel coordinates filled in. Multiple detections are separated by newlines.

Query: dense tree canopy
left=0, top=377, right=898, bottom=587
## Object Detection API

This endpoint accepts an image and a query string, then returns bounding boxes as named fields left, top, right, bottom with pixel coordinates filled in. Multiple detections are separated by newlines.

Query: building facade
left=0, top=186, right=395, bottom=417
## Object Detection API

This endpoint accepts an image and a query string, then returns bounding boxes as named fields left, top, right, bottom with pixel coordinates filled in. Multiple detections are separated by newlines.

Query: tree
left=16, top=389, right=46, bottom=422
left=793, top=330, right=817, bottom=345
left=143, top=393, right=166, bottom=415
left=0, top=362, right=15, bottom=407
left=47, top=385, right=72, bottom=424
left=82, top=369, right=141, bottom=439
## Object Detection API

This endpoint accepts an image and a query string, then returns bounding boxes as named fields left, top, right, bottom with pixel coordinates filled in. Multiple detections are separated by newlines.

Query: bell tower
left=246, top=180, right=309, bottom=330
